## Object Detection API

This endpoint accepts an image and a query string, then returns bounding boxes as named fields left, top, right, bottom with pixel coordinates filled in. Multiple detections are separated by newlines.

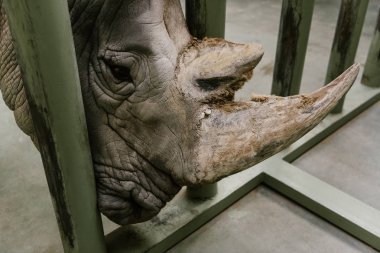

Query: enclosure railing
left=3, top=0, right=380, bottom=252
left=271, top=0, right=315, bottom=96
left=362, top=7, right=380, bottom=88
left=3, top=1, right=106, bottom=253
left=324, top=0, right=369, bottom=113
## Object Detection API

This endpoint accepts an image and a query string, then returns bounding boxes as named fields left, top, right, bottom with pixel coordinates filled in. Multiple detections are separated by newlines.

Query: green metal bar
left=185, top=0, right=226, bottom=198
left=106, top=166, right=265, bottom=253
left=325, top=0, right=369, bottom=113
left=271, top=0, right=315, bottom=96
left=3, top=1, right=106, bottom=253
left=264, top=162, right=380, bottom=251
left=362, top=8, right=380, bottom=87
left=186, top=0, right=226, bottom=38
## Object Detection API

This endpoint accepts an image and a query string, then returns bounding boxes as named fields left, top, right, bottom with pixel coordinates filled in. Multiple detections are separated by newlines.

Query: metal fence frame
left=3, top=0, right=380, bottom=252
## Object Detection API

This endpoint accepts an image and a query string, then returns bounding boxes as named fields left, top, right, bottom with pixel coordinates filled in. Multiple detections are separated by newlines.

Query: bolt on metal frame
left=2, top=0, right=380, bottom=252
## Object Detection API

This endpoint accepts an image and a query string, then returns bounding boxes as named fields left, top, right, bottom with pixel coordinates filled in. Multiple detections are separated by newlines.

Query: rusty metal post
left=185, top=0, right=226, bottom=198
left=271, top=0, right=315, bottom=96
left=3, top=1, right=107, bottom=252
left=325, top=0, right=369, bottom=113
left=362, top=8, right=380, bottom=87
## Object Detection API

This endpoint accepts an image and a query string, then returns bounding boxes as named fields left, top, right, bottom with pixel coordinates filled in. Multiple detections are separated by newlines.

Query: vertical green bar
left=271, top=0, right=315, bottom=96
left=325, top=0, right=369, bottom=113
left=185, top=0, right=226, bottom=198
left=362, top=8, right=380, bottom=87
left=186, top=0, right=226, bottom=38
left=3, top=1, right=106, bottom=253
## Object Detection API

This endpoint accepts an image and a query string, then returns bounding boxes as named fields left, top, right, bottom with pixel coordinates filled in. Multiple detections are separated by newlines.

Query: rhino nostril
left=196, top=76, right=236, bottom=91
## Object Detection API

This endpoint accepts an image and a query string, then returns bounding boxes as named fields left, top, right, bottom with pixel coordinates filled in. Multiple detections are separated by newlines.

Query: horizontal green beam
left=106, top=166, right=264, bottom=253
left=3, top=1, right=106, bottom=253
left=264, top=162, right=380, bottom=250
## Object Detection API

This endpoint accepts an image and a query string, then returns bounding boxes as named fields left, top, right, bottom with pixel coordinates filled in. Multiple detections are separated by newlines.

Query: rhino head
left=0, top=0, right=359, bottom=225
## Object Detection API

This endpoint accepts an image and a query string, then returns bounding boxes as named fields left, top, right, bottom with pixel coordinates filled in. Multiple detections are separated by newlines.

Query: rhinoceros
left=0, top=0, right=359, bottom=225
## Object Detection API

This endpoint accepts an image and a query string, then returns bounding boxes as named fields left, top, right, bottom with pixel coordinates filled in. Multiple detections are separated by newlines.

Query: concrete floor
left=1, top=0, right=380, bottom=252
left=294, top=101, right=380, bottom=211
left=169, top=186, right=378, bottom=253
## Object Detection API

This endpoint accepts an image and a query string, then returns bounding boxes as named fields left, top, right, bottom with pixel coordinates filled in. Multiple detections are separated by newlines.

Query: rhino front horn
left=181, top=57, right=359, bottom=185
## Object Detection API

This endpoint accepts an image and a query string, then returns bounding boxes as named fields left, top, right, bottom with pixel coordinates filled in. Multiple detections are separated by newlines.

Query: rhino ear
left=0, top=7, right=38, bottom=146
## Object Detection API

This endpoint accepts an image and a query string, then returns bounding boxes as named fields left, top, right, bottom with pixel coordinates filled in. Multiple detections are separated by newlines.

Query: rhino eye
left=110, top=65, right=133, bottom=83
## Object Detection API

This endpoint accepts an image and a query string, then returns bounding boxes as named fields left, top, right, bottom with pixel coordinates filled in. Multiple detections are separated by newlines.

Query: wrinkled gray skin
left=0, top=0, right=359, bottom=225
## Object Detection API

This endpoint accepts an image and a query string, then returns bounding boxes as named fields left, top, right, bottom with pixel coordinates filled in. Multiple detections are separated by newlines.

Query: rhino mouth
left=94, top=152, right=181, bottom=225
